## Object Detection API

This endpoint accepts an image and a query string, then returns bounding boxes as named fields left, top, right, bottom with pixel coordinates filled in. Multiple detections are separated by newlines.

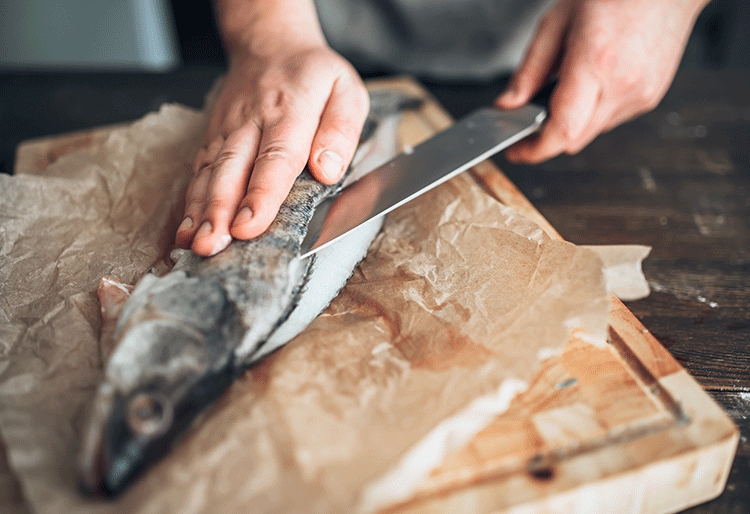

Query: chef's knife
left=300, top=103, right=547, bottom=258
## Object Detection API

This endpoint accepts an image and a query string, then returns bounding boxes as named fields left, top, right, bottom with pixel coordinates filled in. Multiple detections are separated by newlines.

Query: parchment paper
left=0, top=100, right=647, bottom=514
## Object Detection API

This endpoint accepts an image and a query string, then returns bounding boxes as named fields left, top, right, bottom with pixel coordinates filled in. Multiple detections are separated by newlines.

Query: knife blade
left=300, top=104, right=547, bottom=258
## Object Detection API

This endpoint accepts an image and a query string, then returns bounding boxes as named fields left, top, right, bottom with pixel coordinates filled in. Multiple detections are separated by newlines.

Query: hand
left=175, top=46, right=369, bottom=256
left=496, top=0, right=709, bottom=164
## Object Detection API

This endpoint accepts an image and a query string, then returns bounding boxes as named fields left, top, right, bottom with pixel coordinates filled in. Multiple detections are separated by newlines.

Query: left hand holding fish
left=175, top=0, right=369, bottom=257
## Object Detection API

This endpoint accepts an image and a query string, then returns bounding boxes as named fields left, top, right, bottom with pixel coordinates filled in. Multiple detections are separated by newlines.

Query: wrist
left=215, top=0, right=327, bottom=62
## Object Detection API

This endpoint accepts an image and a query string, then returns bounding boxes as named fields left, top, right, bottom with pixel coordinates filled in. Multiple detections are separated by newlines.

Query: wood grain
left=472, top=70, right=750, bottom=514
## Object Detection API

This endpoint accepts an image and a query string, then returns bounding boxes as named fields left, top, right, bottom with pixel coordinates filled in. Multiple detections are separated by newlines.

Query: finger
left=194, top=136, right=225, bottom=173
left=505, top=64, right=601, bottom=164
left=193, top=138, right=223, bottom=173
left=565, top=101, right=617, bottom=154
left=219, top=100, right=248, bottom=138
left=192, top=147, right=207, bottom=174
left=308, top=76, right=369, bottom=184
left=553, top=86, right=647, bottom=156
left=176, top=136, right=224, bottom=247
left=495, top=0, right=572, bottom=109
left=603, top=101, right=651, bottom=133
left=230, top=112, right=321, bottom=240
left=571, top=99, right=646, bottom=155
left=204, top=103, right=227, bottom=148
left=175, top=167, right=212, bottom=248
left=191, top=123, right=262, bottom=256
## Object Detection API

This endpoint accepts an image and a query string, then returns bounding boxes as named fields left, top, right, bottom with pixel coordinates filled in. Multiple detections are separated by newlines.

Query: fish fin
left=97, top=277, right=134, bottom=365
left=171, top=249, right=201, bottom=272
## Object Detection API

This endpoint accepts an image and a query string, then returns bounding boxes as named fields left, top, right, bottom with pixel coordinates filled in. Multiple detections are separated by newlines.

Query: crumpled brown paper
left=0, top=98, right=647, bottom=514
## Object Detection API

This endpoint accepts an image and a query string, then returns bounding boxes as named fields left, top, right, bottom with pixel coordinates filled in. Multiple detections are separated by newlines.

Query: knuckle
left=270, top=88, right=288, bottom=110
left=194, top=162, right=212, bottom=176
left=257, top=86, right=291, bottom=117
left=185, top=197, right=204, bottom=214
left=639, top=83, right=661, bottom=110
left=619, top=74, right=643, bottom=97
left=565, top=143, right=583, bottom=156
left=246, top=112, right=263, bottom=131
left=207, top=135, right=225, bottom=149
left=302, top=49, right=333, bottom=71
left=305, top=48, right=348, bottom=75
left=228, top=99, right=248, bottom=116
left=555, top=118, right=577, bottom=143
left=327, top=112, right=361, bottom=135
left=259, top=97, right=302, bottom=125
left=245, top=186, right=285, bottom=211
left=257, top=70, right=286, bottom=94
left=592, top=45, right=617, bottom=75
left=245, top=184, right=273, bottom=200
left=204, top=197, right=230, bottom=216
left=240, top=101, right=254, bottom=120
left=351, top=83, right=370, bottom=112
left=213, top=150, right=240, bottom=169
left=642, top=95, right=660, bottom=112
left=256, top=144, right=293, bottom=164
left=588, top=24, right=611, bottom=51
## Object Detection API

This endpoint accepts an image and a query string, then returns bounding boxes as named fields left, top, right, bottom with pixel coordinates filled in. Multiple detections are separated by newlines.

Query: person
left=175, top=0, right=710, bottom=257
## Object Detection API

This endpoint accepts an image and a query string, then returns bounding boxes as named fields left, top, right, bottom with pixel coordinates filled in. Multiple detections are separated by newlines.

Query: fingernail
left=195, top=220, right=212, bottom=239
left=317, top=150, right=344, bottom=181
left=209, top=234, right=232, bottom=257
left=232, top=206, right=253, bottom=227
left=177, top=217, right=193, bottom=233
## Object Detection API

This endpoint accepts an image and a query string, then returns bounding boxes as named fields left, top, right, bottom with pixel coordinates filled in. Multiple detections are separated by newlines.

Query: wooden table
left=427, top=70, right=750, bottom=512
left=511, top=71, right=750, bottom=513
left=0, top=68, right=747, bottom=512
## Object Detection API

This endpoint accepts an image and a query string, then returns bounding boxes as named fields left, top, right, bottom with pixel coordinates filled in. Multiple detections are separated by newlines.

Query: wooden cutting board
left=10, top=77, right=738, bottom=514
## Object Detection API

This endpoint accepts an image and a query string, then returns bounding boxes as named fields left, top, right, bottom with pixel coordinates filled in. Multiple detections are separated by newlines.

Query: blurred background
left=0, top=0, right=179, bottom=71
left=1, top=0, right=747, bottom=72
left=0, top=0, right=749, bottom=173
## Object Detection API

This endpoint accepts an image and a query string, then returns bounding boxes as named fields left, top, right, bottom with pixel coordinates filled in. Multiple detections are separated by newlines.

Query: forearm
left=213, top=0, right=326, bottom=61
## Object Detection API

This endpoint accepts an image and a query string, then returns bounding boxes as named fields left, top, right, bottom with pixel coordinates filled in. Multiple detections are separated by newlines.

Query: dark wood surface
left=497, top=70, right=750, bottom=513
left=0, top=68, right=747, bottom=512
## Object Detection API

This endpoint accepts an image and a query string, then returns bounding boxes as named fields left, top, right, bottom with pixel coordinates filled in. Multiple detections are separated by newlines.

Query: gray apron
left=315, top=0, right=554, bottom=80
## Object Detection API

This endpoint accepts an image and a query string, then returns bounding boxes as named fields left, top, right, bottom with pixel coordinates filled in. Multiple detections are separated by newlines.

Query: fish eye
left=126, top=393, right=173, bottom=438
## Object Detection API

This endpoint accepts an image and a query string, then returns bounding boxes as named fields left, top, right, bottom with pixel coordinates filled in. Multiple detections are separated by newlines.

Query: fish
left=78, top=90, right=421, bottom=496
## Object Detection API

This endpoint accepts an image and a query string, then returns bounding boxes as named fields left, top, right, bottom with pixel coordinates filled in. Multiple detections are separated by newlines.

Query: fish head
left=79, top=274, right=239, bottom=496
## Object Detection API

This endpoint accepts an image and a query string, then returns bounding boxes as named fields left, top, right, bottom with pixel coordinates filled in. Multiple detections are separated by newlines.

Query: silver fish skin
left=78, top=90, right=419, bottom=497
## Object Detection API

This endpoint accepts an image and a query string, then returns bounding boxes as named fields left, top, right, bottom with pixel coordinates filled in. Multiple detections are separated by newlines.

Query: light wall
left=0, top=0, right=179, bottom=70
